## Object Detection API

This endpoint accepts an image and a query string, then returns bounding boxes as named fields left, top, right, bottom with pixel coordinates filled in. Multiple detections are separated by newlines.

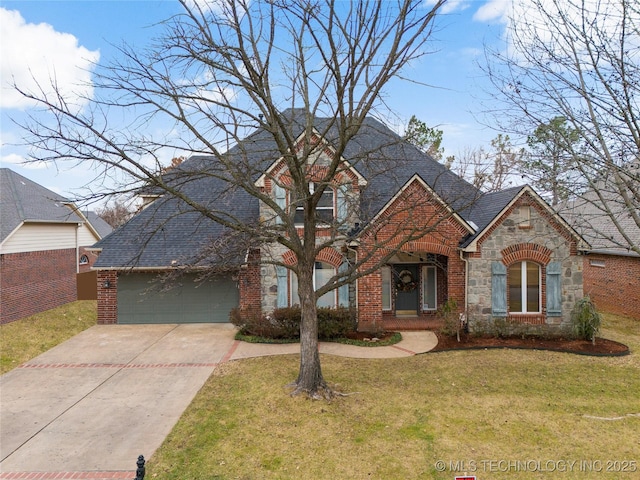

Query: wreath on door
left=396, top=269, right=417, bottom=292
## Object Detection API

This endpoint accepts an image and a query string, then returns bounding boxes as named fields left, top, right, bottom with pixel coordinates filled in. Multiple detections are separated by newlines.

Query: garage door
left=117, top=273, right=238, bottom=324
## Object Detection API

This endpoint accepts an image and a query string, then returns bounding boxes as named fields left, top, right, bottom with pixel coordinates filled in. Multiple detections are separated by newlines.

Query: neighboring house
left=93, top=110, right=588, bottom=334
left=561, top=169, right=640, bottom=319
left=0, top=168, right=110, bottom=323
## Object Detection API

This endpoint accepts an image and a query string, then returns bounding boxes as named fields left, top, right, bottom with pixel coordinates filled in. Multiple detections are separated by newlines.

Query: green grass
left=149, top=313, right=640, bottom=479
left=0, top=300, right=96, bottom=373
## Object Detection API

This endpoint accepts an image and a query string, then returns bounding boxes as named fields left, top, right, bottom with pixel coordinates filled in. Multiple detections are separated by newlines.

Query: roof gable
left=366, top=174, right=475, bottom=235
left=0, top=168, right=84, bottom=244
left=255, top=128, right=367, bottom=189
left=462, top=185, right=588, bottom=252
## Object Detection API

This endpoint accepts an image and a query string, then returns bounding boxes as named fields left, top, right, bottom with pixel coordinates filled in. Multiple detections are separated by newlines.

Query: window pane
left=318, top=189, right=334, bottom=207
left=422, top=266, right=437, bottom=310
left=526, top=262, right=540, bottom=312
left=381, top=266, right=391, bottom=310
left=294, top=208, right=304, bottom=224
left=508, top=262, right=523, bottom=312
left=315, top=262, right=335, bottom=308
left=316, top=208, right=334, bottom=223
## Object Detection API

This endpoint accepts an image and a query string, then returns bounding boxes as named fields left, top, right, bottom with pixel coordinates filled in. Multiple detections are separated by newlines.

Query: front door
left=394, top=264, right=419, bottom=316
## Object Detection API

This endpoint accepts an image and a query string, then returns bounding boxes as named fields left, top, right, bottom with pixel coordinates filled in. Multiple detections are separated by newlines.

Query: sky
left=0, top=0, right=514, bottom=205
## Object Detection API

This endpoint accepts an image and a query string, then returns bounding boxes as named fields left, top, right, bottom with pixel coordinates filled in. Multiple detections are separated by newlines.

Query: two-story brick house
left=93, top=110, right=588, bottom=334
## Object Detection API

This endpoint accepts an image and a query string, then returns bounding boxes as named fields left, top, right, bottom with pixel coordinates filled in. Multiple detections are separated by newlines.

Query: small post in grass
left=134, top=455, right=145, bottom=479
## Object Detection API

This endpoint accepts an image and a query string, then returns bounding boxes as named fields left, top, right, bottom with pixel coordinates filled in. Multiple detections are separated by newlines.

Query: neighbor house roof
left=85, top=211, right=113, bottom=238
left=93, top=110, right=539, bottom=269
left=0, top=168, right=85, bottom=244
left=561, top=189, right=640, bottom=257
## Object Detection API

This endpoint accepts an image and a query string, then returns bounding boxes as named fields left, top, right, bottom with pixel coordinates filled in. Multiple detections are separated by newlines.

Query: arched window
left=508, top=261, right=541, bottom=313
left=79, top=254, right=89, bottom=265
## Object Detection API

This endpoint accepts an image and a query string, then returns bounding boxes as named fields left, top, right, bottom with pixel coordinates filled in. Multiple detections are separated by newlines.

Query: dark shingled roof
left=1, top=168, right=85, bottom=243
left=94, top=110, right=521, bottom=268
left=459, top=186, right=524, bottom=248
left=85, top=211, right=113, bottom=239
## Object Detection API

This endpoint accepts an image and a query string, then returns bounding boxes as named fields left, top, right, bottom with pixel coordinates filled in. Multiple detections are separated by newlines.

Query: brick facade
left=238, top=249, right=262, bottom=316
left=96, top=271, right=118, bottom=324
left=583, top=253, right=640, bottom=319
left=356, top=180, right=468, bottom=332
left=1, top=249, right=78, bottom=324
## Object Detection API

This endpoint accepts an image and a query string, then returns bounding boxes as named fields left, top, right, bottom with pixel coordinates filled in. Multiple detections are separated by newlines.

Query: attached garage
left=117, top=273, right=238, bottom=324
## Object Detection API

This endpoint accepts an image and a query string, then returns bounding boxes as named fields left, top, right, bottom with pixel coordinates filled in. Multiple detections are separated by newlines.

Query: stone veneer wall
left=466, top=196, right=583, bottom=335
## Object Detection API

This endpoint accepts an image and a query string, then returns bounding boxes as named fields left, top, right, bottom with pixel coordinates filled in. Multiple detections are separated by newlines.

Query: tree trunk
left=290, top=259, right=330, bottom=399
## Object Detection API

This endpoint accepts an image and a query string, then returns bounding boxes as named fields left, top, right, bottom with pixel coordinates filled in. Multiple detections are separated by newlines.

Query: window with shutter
left=276, top=266, right=288, bottom=308
left=491, top=261, right=507, bottom=317
left=546, top=261, right=562, bottom=316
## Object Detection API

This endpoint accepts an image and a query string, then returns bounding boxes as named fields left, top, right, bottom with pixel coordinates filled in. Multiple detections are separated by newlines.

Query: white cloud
left=424, top=0, right=470, bottom=15
left=473, top=0, right=510, bottom=22
left=0, top=8, right=100, bottom=110
left=1, top=152, right=47, bottom=169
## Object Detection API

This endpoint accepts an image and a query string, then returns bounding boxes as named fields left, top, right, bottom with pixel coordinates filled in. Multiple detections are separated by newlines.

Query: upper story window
left=294, top=182, right=334, bottom=225
left=79, top=254, right=89, bottom=265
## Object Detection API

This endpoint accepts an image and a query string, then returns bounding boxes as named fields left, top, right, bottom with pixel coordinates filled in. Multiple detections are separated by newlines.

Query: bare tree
left=14, top=0, right=451, bottom=398
left=452, top=134, right=524, bottom=192
left=96, top=199, right=134, bottom=228
left=483, top=0, right=640, bottom=254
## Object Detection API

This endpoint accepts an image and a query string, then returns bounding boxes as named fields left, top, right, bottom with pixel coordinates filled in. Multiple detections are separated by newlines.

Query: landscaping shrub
left=230, top=307, right=299, bottom=339
left=437, top=298, right=459, bottom=338
left=317, top=306, right=357, bottom=339
left=230, top=306, right=357, bottom=340
left=571, top=296, right=602, bottom=344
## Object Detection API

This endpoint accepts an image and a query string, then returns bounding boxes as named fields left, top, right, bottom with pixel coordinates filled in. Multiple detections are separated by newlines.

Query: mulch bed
left=431, top=332, right=630, bottom=356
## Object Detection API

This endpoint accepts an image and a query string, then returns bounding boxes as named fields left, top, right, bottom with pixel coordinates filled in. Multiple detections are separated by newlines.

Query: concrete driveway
left=0, top=324, right=436, bottom=479
left=0, top=323, right=238, bottom=478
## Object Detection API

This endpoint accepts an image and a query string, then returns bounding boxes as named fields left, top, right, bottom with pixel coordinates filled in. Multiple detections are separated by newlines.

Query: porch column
left=357, top=267, right=383, bottom=332
left=447, top=254, right=466, bottom=314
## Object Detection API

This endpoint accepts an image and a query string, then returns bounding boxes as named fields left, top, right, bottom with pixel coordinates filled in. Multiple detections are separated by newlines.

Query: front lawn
left=148, top=313, right=640, bottom=479
left=0, top=300, right=97, bottom=373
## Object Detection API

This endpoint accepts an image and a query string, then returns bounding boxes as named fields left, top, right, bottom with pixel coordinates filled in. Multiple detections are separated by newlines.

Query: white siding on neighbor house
left=77, top=222, right=100, bottom=246
left=0, top=223, right=80, bottom=254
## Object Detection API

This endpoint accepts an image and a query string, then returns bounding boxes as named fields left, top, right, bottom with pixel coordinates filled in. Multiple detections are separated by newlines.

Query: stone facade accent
left=466, top=194, right=583, bottom=335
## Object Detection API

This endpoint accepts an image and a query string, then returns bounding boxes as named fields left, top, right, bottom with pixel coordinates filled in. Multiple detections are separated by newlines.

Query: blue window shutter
left=273, top=184, right=286, bottom=225
left=492, top=261, right=507, bottom=317
left=546, top=261, right=562, bottom=317
left=336, top=184, right=348, bottom=224
left=276, top=266, right=288, bottom=307
left=338, top=261, right=349, bottom=307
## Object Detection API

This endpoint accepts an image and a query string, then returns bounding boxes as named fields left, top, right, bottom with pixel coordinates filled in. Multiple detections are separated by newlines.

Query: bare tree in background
left=483, top=0, right=640, bottom=254
left=14, top=0, right=449, bottom=398
left=96, top=199, right=134, bottom=228
left=452, top=134, right=524, bottom=192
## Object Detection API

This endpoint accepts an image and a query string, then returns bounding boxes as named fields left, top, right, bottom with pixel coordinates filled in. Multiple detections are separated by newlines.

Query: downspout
left=76, top=223, right=81, bottom=274
left=346, top=242, right=359, bottom=329
left=459, top=249, right=469, bottom=336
